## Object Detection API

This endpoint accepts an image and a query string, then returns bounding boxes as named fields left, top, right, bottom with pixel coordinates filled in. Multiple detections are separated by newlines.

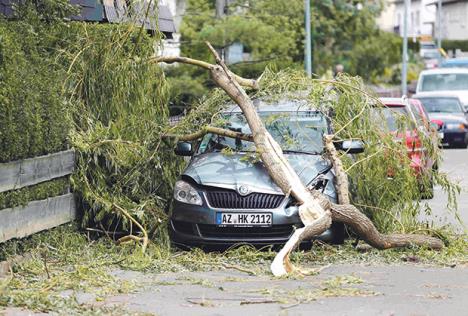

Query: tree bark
left=165, top=126, right=253, bottom=142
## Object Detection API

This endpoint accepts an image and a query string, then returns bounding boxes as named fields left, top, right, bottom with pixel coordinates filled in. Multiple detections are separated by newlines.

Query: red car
left=375, top=98, right=435, bottom=196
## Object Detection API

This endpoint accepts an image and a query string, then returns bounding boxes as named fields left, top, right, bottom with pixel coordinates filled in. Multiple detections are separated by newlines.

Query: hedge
left=442, top=40, right=468, bottom=53
left=0, top=178, right=69, bottom=210
left=0, top=20, right=70, bottom=163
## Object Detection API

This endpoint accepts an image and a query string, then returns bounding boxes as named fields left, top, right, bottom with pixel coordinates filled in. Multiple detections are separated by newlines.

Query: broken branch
left=165, top=126, right=254, bottom=142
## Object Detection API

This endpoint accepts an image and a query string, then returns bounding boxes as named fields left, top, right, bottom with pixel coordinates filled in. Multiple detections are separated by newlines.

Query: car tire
left=330, top=222, right=346, bottom=244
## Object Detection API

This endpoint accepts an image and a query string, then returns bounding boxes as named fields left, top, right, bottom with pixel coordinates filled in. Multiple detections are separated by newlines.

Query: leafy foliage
left=166, top=0, right=407, bottom=111
left=1, top=3, right=181, bottom=244
left=0, top=178, right=69, bottom=210
left=0, top=19, right=70, bottom=162
left=174, top=68, right=459, bottom=234
left=61, top=24, right=182, bottom=244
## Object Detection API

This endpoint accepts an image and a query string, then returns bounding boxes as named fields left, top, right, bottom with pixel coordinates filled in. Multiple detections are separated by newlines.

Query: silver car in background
left=413, top=92, right=468, bottom=148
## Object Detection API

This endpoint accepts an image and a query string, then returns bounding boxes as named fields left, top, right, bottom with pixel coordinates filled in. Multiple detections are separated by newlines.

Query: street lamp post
left=402, top=0, right=410, bottom=96
left=305, top=0, right=312, bottom=77
left=437, top=0, right=442, bottom=50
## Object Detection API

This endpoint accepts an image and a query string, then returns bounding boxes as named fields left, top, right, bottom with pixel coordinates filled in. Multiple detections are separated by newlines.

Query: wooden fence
left=0, top=150, right=77, bottom=243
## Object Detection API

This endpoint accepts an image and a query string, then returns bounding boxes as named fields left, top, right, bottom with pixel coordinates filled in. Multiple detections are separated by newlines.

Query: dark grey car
left=413, top=94, right=468, bottom=148
left=169, top=101, right=361, bottom=248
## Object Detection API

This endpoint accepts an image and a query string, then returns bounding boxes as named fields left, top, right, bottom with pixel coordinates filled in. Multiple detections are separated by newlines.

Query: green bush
left=0, top=178, right=69, bottom=210
left=0, top=20, right=69, bottom=163
left=0, top=2, right=180, bottom=243
left=442, top=39, right=468, bottom=53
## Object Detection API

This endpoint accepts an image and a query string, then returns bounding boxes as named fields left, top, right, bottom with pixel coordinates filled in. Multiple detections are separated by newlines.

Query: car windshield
left=417, top=97, right=463, bottom=113
left=423, top=51, right=440, bottom=59
left=371, top=106, right=414, bottom=132
left=421, top=43, right=436, bottom=49
left=197, top=111, right=328, bottom=155
left=420, top=73, right=468, bottom=91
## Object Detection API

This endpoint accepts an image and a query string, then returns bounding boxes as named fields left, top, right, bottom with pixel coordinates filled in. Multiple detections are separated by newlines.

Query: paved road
left=80, top=264, right=468, bottom=316
left=87, top=147, right=468, bottom=316
left=426, top=148, right=468, bottom=232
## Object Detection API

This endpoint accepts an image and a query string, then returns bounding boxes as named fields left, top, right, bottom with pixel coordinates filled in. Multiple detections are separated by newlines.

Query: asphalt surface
left=425, top=148, right=468, bottom=232
left=3, top=148, right=468, bottom=316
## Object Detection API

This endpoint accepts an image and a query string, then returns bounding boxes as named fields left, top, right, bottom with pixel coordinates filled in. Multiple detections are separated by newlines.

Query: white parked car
left=416, top=68, right=468, bottom=111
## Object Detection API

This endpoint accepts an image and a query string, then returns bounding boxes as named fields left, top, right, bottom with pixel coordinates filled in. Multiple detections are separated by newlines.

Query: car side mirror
left=174, top=142, right=193, bottom=156
left=340, top=140, right=364, bottom=154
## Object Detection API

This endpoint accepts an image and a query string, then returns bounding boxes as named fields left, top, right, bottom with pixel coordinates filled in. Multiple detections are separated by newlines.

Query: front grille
left=206, top=190, right=284, bottom=209
left=198, top=224, right=294, bottom=239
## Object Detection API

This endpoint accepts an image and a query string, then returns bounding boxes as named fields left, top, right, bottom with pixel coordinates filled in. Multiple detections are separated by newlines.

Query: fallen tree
left=156, top=43, right=444, bottom=277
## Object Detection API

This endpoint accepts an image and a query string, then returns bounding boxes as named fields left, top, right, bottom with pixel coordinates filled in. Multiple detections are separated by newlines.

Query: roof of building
left=0, top=0, right=176, bottom=37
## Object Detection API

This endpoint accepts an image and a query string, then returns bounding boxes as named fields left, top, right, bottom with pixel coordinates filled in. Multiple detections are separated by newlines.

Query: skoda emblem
left=237, top=185, right=250, bottom=196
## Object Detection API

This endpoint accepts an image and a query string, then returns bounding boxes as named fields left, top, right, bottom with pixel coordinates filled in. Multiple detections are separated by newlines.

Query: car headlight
left=174, top=180, right=203, bottom=205
left=446, top=123, right=465, bottom=130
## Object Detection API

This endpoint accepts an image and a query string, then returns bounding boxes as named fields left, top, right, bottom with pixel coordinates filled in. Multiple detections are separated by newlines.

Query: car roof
left=379, top=97, right=407, bottom=107
left=442, top=58, right=468, bottom=64
left=419, top=68, right=468, bottom=75
left=223, top=99, right=319, bottom=114
left=412, top=92, right=462, bottom=99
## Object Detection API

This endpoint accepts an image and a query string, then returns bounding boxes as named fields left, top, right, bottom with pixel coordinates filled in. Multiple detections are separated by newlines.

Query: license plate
left=216, top=212, right=272, bottom=226
left=438, top=132, right=444, bottom=139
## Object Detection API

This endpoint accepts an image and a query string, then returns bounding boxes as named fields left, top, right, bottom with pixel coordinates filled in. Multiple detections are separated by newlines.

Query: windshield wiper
left=283, top=149, right=322, bottom=155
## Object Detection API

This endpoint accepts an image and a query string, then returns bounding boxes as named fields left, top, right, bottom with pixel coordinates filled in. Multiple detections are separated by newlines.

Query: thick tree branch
left=150, top=56, right=213, bottom=70
left=311, top=191, right=444, bottom=250
left=324, top=135, right=350, bottom=204
left=165, top=126, right=254, bottom=142
left=152, top=54, right=260, bottom=89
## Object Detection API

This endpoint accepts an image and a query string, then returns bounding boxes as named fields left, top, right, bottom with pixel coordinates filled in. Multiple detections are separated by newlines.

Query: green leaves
left=0, top=20, right=69, bottom=162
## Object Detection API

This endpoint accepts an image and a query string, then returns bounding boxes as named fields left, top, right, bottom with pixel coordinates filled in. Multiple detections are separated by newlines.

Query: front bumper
left=440, top=130, right=468, bottom=146
left=169, top=196, right=336, bottom=247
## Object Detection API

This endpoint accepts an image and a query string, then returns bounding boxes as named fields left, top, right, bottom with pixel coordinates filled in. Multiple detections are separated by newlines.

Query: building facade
left=378, top=0, right=436, bottom=38
left=439, top=0, right=468, bottom=40
left=395, top=0, right=436, bottom=38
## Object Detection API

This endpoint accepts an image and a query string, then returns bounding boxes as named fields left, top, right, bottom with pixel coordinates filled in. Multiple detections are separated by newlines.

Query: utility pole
left=437, top=0, right=442, bottom=50
left=215, top=0, right=227, bottom=63
left=402, top=0, right=410, bottom=96
left=304, top=0, right=312, bottom=77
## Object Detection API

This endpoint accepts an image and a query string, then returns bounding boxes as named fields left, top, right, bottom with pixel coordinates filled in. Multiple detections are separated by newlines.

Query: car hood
left=183, top=152, right=331, bottom=194
left=428, top=112, right=467, bottom=123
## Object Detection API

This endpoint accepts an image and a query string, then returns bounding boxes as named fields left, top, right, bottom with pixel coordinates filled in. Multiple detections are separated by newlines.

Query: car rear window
left=417, top=97, right=464, bottom=113
left=420, top=73, right=468, bottom=91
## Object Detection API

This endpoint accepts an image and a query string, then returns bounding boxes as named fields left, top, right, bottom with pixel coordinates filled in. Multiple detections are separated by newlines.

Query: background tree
left=166, top=0, right=404, bottom=114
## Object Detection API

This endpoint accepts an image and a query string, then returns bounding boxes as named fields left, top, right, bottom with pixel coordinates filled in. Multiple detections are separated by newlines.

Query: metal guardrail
left=0, top=150, right=76, bottom=243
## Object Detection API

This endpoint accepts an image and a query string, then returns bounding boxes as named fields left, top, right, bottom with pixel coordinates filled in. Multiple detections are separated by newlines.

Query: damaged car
left=169, top=100, right=363, bottom=248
